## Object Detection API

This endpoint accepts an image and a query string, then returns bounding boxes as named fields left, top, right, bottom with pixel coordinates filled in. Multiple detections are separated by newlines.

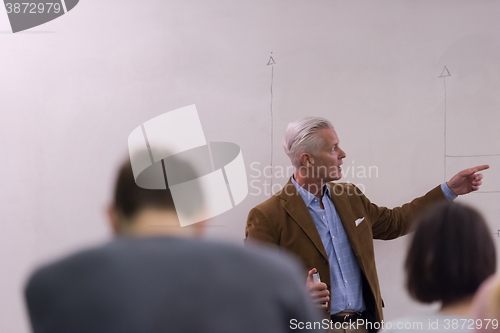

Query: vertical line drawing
left=207, top=142, right=215, bottom=172
left=268, top=52, right=276, bottom=189
left=439, top=66, right=451, bottom=182
left=221, top=168, right=236, bottom=208
left=141, top=124, right=155, bottom=164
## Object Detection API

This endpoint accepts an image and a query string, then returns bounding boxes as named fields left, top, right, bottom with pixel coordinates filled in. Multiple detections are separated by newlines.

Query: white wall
left=1, top=1, right=500, bottom=331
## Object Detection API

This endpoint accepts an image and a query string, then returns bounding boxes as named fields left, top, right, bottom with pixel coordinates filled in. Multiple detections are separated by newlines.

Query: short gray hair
left=282, top=117, right=334, bottom=169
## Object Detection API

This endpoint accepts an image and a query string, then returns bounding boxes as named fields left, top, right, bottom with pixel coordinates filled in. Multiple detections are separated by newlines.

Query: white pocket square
left=355, top=217, right=365, bottom=226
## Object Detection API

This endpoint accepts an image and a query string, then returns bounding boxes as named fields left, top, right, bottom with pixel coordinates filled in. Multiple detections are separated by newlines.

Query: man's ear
left=299, top=153, right=313, bottom=167
left=106, top=205, right=121, bottom=235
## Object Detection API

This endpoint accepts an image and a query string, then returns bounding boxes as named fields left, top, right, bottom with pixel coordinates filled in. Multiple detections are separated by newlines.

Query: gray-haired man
left=246, top=116, right=487, bottom=333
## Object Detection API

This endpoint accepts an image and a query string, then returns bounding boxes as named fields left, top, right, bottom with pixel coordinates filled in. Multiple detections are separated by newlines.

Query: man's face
left=308, top=128, right=346, bottom=182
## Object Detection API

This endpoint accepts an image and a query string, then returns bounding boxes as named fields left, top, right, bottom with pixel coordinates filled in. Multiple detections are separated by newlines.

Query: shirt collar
left=291, top=176, right=331, bottom=207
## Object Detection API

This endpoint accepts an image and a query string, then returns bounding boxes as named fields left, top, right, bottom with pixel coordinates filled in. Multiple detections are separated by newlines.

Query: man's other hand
left=447, top=165, right=489, bottom=195
left=306, top=268, right=329, bottom=309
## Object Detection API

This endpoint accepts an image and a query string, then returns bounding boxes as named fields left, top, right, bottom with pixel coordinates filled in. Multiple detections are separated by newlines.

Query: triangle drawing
left=439, top=66, right=451, bottom=78
left=267, top=56, right=276, bottom=66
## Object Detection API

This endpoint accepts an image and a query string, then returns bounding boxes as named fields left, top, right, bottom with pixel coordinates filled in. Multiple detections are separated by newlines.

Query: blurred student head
left=405, top=202, right=496, bottom=308
left=107, top=156, right=205, bottom=238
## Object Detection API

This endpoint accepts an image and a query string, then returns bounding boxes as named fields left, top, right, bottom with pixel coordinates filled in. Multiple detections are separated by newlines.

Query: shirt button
left=322, top=216, right=325, bottom=219
left=337, top=258, right=340, bottom=261
left=348, top=303, right=351, bottom=306
left=344, top=280, right=347, bottom=283
left=332, top=235, right=335, bottom=239
left=314, top=199, right=318, bottom=202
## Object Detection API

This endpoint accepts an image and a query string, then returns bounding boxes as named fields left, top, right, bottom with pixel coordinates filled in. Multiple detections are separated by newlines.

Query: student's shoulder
left=199, top=237, right=303, bottom=272
left=26, top=240, right=117, bottom=282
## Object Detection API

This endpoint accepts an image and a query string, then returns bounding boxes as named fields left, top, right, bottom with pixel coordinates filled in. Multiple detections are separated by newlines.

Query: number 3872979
left=5, top=3, right=62, bottom=14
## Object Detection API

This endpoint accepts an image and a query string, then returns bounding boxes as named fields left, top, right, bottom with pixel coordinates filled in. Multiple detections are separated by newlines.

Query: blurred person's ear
left=192, top=220, right=207, bottom=238
left=106, top=205, right=121, bottom=235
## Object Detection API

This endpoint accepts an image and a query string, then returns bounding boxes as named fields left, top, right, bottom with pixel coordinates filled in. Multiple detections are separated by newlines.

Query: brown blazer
left=245, top=180, right=445, bottom=323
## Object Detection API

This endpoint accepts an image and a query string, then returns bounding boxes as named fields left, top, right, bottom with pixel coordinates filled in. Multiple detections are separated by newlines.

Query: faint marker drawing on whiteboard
left=439, top=66, right=451, bottom=181
left=439, top=66, right=500, bottom=193
left=268, top=52, right=276, bottom=189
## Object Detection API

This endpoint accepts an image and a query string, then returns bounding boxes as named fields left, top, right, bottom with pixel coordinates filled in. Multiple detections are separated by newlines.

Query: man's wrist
left=441, top=183, right=458, bottom=201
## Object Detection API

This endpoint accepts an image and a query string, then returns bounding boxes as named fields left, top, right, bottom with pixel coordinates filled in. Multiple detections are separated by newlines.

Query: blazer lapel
left=328, top=183, right=363, bottom=260
left=281, top=180, right=328, bottom=260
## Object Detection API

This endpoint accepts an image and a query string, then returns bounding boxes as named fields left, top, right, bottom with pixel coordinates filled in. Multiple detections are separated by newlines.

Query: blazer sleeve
left=245, top=207, right=280, bottom=246
left=358, top=185, right=447, bottom=240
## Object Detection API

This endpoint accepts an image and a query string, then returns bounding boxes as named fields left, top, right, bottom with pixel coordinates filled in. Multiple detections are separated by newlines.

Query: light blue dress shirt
left=440, top=183, right=458, bottom=201
left=292, top=177, right=456, bottom=315
left=292, top=177, right=364, bottom=314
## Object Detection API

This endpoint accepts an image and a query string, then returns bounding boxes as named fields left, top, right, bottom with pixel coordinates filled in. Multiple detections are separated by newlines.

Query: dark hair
left=405, top=202, right=496, bottom=306
left=113, top=160, right=175, bottom=220
left=112, top=155, right=202, bottom=222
